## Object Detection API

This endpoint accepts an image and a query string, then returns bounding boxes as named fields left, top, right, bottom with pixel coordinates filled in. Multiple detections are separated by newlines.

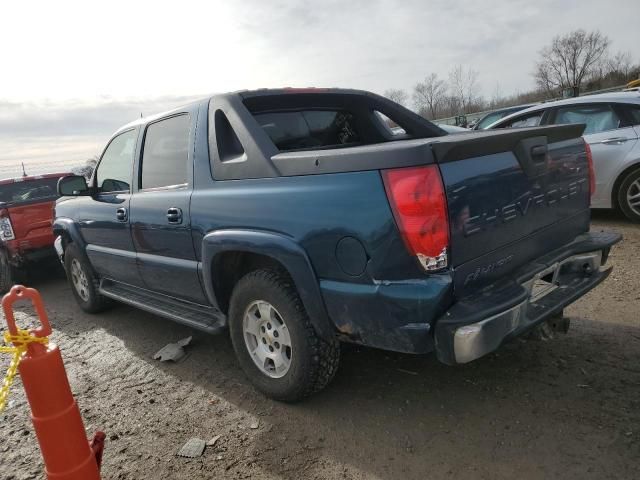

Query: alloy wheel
left=242, top=300, right=292, bottom=378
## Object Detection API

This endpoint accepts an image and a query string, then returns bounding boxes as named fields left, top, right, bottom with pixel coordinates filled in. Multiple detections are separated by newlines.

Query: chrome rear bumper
left=434, top=230, right=621, bottom=366
left=453, top=251, right=604, bottom=364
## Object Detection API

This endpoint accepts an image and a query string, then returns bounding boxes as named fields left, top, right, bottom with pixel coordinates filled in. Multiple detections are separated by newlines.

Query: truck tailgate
left=8, top=201, right=56, bottom=241
left=431, top=124, right=591, bottom=295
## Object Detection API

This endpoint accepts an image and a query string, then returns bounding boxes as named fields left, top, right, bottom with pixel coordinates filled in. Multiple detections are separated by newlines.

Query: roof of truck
left=115, top=88, right=380, bottom=135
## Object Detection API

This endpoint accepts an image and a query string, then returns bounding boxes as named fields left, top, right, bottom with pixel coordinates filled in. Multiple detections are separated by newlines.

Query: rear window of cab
left=254, top=110, right=360, bottom=152
left=0, top=177, right=60, bottom=204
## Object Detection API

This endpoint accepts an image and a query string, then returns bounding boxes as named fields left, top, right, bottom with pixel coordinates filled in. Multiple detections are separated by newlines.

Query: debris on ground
left=177, top=437, right=206, bottom=458
left=206, top=435, right=221, bottom=447
left=2, top=214, right=638, bottom=479
left=153, top=336, right=193, bottom=362
left=250, top=420, right=260, bottom=429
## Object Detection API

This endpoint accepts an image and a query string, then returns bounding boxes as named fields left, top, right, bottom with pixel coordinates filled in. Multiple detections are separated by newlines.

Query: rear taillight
left=382, top=165, right=449, bottom=272
left=0, top=208, right=15, bottom=241
left=585, top=140, right=595, bottom=198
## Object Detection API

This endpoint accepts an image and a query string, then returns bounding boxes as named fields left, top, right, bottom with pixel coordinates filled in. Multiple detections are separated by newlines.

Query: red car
left=0, top=173, right=70, bottom=292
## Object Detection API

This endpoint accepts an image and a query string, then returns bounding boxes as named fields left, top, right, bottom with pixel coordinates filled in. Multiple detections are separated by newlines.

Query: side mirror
left=57, top=175, right=90, bottom=196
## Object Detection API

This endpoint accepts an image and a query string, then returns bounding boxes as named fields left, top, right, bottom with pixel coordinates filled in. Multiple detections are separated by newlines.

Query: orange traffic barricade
left=0, top=285, right=104, bottom=480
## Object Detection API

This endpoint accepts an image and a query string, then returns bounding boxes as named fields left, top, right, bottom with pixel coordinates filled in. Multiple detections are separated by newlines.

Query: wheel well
left=611, top=163, right=640, bottom=209
left=211, top=251, right=290, bottom=315
left=52, top=227, right=72, bottom=246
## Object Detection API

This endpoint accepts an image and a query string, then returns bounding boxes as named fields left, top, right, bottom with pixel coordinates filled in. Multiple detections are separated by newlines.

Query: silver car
left=487, top=92, right=640, bottom=222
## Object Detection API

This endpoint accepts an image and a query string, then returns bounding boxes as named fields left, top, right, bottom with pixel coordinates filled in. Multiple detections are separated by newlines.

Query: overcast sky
left=1, top=0, right=638, bottom=177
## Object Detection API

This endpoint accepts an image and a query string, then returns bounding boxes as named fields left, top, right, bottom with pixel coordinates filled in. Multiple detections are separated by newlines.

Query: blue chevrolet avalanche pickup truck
left=54, top=89, right=620, bottom=401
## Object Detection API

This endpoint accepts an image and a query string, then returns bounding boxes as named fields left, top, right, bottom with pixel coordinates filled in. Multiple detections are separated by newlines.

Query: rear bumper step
left=435, top=231, right=621, bottom=365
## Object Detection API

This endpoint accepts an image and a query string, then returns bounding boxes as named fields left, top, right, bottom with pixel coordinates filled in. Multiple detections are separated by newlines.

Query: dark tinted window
left=141, top=115, right=190, bottom=189
left=553, top=104, right=621, bottom=134
left=476, top=107, right=531, bottom=129
left=476, top=111, right=507, bottom=129
left=0, top=177, right=60, bottom=204
left=96, top=129, right=137, bottom=193
left=497, top=110, right=544, bottom=128
left=625, top=104, right=640, bottom=125
left=214, top=110, right=245, bottom=162
left=254, top=110, right=359, bottom=151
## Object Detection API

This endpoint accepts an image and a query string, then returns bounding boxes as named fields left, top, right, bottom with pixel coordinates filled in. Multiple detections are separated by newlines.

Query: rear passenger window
left=254, top=110, right=359, bottom=151
left=553, top=104, right=622, bottom=134
left=141, top=115, right=190, bottom=189
left=625, top=105, right=640, bottom=125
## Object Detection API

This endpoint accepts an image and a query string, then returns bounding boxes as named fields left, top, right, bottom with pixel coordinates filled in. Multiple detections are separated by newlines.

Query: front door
left=79, top=128, right=142, bottom=286
left=129, top=112, right=207, bottom=304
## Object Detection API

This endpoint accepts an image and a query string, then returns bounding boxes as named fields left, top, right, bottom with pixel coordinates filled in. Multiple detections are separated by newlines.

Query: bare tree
left=490, top=82, right=503, bottom=108
left=442, top=95, right=461, bottom=119
left=534, top=29, right=610, bottom=94
left=448, top=65, right=478, bottom=113
left=412, top=73, right=446, bottom=119
left=606, top=51, right=634, bottom=77
left=383, top=88, right=409, bottom=107
left=72, top=156, right=99, bottom=180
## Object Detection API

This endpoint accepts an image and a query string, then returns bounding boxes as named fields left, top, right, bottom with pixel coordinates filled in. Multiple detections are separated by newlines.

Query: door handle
left=116, top=207, right=127, bottom=222
left=530, top=144, right=548, bottom=161
left=600, top=137, right=628, bottom=145
left=166, top=207, right=183, bottom=224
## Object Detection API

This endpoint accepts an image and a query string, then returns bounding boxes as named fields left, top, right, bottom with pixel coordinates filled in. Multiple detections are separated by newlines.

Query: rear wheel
left=0, top=249, right=13, bottom=294
left=64, top=243, right=111, bottom=313
left=617, top=168, right=640, bottom=223
left=228, top=269, right=340, bottom=402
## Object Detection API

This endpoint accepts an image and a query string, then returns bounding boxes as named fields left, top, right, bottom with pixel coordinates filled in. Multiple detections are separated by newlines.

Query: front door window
left=95, top=129, right=137, bottom=193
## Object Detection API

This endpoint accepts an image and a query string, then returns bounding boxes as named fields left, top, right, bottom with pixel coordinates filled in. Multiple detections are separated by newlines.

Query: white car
left=436, top=123, right=469, bottom=134
left=487, top=92, right=640, bottom=222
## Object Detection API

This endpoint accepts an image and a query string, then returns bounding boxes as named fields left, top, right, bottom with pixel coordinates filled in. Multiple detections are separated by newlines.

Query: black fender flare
left=201, top=229, right=334, bottom=339
left=52, top=217, right=87, bottom=260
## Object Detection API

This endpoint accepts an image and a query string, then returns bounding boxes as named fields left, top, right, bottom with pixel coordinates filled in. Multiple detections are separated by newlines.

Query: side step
left=99, top=280, right=225, bottom=334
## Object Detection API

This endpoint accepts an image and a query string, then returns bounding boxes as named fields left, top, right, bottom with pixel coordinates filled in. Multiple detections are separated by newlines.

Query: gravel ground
left=1, top=210, right=638, bottom=480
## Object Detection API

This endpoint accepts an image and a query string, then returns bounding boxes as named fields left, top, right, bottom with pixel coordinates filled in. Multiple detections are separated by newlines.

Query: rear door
left=79, top=128, right=143, bottom=286
left=129, top=111, right=208, bottom=304
left=626, top=104, right=640, bottom=137
left=547, top=103, right=638, bottom=205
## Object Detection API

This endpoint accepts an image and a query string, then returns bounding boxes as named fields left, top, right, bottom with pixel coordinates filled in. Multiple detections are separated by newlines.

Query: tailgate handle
left=530, top=144, right=548, bottom=160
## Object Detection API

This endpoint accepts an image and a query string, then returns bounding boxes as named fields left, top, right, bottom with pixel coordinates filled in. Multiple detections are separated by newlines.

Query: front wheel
left=617, top=168, right=640, bottom=223
left=64, top=243, right=111, bottom=313
left=228, top=269, right=340, bottom=402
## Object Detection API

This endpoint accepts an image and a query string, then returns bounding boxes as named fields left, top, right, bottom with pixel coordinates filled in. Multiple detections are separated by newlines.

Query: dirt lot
left=1, top=211, right=638, bottom=480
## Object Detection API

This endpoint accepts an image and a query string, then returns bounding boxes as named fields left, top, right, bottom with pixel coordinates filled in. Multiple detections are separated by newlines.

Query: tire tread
left=229, top=268, right=339, bottom=401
